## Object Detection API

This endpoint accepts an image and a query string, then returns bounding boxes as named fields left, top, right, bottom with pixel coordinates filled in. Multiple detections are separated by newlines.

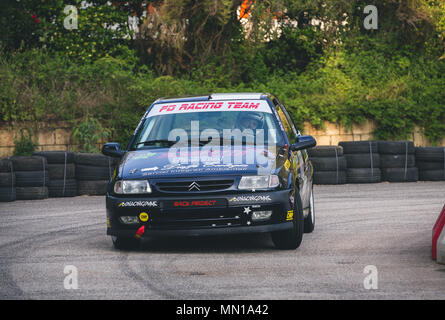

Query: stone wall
left=0, top=121, right=101, bottom=158
left=1, top=120, right=444, bottom=158
left=303, top=120, right=445, bottom=147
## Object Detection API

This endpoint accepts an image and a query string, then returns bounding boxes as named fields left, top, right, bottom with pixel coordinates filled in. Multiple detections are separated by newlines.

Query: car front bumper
left=106, top=189, right=294, bottom=238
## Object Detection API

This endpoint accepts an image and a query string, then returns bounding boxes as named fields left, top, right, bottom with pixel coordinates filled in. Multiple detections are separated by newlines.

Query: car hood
left=119, top=146, right=284, bottom=179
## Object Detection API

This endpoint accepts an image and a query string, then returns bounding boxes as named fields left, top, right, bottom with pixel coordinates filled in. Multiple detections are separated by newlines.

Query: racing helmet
left=236, top=112, right=265, bottom=131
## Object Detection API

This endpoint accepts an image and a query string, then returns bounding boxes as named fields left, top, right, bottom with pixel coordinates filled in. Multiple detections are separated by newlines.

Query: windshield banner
left=146, top=100, right=273, bottom=117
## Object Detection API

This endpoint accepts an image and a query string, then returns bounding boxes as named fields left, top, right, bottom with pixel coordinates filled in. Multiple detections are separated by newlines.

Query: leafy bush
left=13, top=129, right=37, bottom=156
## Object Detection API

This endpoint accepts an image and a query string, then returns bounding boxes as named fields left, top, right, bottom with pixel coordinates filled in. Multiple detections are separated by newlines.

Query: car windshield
left=130, top=100, right=284, bottom=150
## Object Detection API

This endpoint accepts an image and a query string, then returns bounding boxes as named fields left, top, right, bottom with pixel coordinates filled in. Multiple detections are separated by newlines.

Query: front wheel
left=271, top=193, right=304, bottom=250
left=304, top=186, right=315, bottom=233
left=111, top=236, right=140, bottom=250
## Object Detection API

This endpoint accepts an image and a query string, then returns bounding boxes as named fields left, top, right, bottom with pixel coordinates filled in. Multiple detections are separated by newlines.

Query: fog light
left=251, top=210, right=273, bottom=221
left=120, top=216, right=140, bottom=224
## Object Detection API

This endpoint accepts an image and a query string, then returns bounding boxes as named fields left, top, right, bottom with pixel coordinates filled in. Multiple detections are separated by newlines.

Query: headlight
left=114, top=180, right=152, bottom=194
left=238, top=175, right=280, bottom=190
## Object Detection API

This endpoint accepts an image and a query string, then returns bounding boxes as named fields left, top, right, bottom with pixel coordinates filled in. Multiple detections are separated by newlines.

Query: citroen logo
left=188, top=181, right=200, bottom=191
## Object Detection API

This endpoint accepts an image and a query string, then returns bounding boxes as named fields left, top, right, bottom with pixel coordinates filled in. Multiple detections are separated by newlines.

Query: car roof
left=155, top=92, right=269, bottom=104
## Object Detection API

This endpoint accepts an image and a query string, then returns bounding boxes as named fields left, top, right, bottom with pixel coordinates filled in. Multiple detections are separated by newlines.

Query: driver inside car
left=236, top=112, right=265, bottom=131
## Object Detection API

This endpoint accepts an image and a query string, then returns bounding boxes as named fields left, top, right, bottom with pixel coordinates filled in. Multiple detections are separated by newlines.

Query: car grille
left=156, top=179, right=234, bottom=192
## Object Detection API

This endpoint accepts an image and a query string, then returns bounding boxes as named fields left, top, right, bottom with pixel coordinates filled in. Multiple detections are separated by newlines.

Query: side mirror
left=290, top=135, right=317, bottom=151
left=102, top=142, right=124, bottom=158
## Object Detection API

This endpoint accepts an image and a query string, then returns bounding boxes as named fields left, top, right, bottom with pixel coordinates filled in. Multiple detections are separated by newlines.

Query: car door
left=271, top=98, right=309, bottom=208
left=280, top=105, right=312, bottom=209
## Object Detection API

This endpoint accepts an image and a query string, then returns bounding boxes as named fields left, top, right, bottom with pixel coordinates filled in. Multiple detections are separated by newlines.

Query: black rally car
left=103, top=93, right=316, bottom=250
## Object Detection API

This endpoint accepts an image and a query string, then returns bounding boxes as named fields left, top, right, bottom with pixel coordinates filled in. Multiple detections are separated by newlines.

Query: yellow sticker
left=118, top=202, right=123, bottom=207
left=284, top=160, right=291, bottom=171
left=139, top=212, right=149, bottom=222
left=286, top=210, right=294, bottom=221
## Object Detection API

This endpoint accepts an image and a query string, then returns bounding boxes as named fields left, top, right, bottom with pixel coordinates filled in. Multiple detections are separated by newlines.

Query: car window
left=131, top=100, right=285, bottom=150
left=274, top=104, right=297, bottom=144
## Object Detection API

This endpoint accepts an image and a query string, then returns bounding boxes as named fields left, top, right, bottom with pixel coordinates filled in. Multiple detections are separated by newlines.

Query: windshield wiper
left=134, top=139, right=176, bottom=147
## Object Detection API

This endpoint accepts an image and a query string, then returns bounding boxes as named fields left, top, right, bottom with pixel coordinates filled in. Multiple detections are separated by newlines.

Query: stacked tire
left=339, top=141, right=381, bottom=183
left=308, top=146, right=347, bottom=184
left=11, top=156, right=49, bottom=200
left=33, top=151, right=77, bottom=197
left=415, top=147, right=445, bottom=181
left=378, top=141, right=418, bottom=182
left=75, top=153, right=118, bottom=195
left=0, top=159, right=16, bottom=202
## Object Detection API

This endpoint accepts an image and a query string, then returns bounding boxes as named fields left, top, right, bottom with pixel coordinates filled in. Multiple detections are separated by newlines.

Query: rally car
left=102, top=93, right=316, bottom=250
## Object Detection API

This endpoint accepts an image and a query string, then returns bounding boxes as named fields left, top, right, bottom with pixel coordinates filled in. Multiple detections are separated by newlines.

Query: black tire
left=304, top=186, right=315, bottom=233
left=416, top=161, right=444, bottom=171
left=15, top=171, right=49, bottom=187
left=33, top=151, right=75, bottom=164
left=313, top=170, right=347, bottom=185
left=0, top=187, right=16, bottom=202
left=418, top=170, right=445, bottom=181
left=339, top=141, right=378, bottom=154
left=0, top=159, right=13, bottom=172
left=47, top=163, right=75, bottom=180
left=0, top=172, right=15, bottom=187
left=307, top=146, right=343, bottom=157
left=380, top=154, right=415, bottom=168
left=381, top=167, right=418, bottom=182
left=10, top=156, right=47, bottom=171
left=48, top=179, right=77, bottom=197
left=344, top=153, right=380, bottom=168
left=16, top=186, right=48, bottom=200
left=378, top=141, right=414, bottom=154
left=271, top=192, right=304, bottom=250
left=346, top=168, right=381, bottom=183
left=112, top=236, right=140, bottom=250
left=77, top=180, right=109, bottom=195
left=415, top=147, right=445, bottom=162
left=310, top=156, right=347, bottom=171
left=76, top=165, right=113, bottom=181
left=75, top=153, right=118, bottom=167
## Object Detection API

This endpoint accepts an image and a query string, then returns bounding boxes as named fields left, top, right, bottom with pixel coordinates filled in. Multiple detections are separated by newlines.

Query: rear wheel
left=111, top=236, right=140, bottom=250
left=272, top=193, right=304, bottom=250
left=304, top=187, right=315, bottom=233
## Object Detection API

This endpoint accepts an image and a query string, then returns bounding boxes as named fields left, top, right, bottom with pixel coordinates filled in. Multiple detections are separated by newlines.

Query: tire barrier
left=48, top=179, right=77, bottom=198
left=308, top=146, right=344, bottom=157
left=0, top=159, right=16, bottom=202
left=339, top=141, right=381, bottom=184
left=33, top=151, right=76, bottom=197
left=75, top=153, right=118, bottom=195
left=16, top=186, right=49, bottom=200
left=378, top=141, right=417, bottom=182
left=337, top=141, right=378, bottom=154
left=346, top=168, right=382, bottom=184
left=11, top=156, right=48, bottom=200
left=313, top=171, right=347, bottom=185
left=15, top=171, right=50, bottom=187
left=77, top=180, right=109, bottom=196
left=309, top=146, right=346, bottom=185
left=415, top=147, right=445, bottom=181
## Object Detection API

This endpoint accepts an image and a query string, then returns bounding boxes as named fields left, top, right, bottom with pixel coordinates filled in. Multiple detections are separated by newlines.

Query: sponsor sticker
left=118, top=201, right=158, bottom=208
left=139, top=212, right=149, bottom=222
left=229, top=195, right=272, bottom=203
left=174, top=200, right=217, bottom=207
left=146, top=100, right=272, bottom=118
left=284, top=159, right=291, bottom=171
left=133, top=152, right=156, bottom=160
left=286, top=210, right=294, bottom=221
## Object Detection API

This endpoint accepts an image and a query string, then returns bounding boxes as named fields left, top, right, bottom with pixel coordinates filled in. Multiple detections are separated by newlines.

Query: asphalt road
left=1, top=182, right=444, bottom=300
